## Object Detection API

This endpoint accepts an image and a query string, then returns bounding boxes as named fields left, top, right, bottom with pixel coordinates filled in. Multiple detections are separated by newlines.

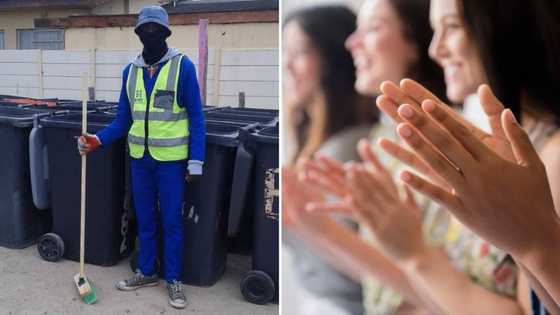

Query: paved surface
left=282, top=245, right=301, bottom=315
left=0, top=247, right=278, bottom=315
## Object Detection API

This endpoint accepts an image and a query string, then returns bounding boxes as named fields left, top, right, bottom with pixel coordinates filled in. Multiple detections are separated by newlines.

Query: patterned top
left=362, top=115, right=518, bottom=315
left=532, top=290, right=551, bottom=315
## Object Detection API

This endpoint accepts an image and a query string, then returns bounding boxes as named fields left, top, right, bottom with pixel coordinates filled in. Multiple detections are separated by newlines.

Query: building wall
left=0, top=48, right=278, bottom=109
left=65, top=23, right=278, bottom=50
left=0, top=8, right=89, bottom=49
left=0, top=1, right=279, bottom=50
left=91, top=0, right=126, bottom=15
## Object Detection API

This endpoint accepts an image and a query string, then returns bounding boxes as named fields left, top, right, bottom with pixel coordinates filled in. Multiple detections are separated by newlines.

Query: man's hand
left=77, top=133, right=101, bottom=155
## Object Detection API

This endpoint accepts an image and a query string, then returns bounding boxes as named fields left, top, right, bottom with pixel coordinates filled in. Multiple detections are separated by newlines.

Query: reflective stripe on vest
left=131, top=110, right=188, bottom=121
left=126, top=54, right=189, bottom=161
left=128, top=134, right=189, bottom=147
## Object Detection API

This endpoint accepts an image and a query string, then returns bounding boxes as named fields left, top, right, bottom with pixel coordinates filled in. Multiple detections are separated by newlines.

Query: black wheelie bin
left=238, top=125, right=279, bottom=305
left=35, top=111, right=135, bottom=265
left=0, top=107, right=54, bottom=248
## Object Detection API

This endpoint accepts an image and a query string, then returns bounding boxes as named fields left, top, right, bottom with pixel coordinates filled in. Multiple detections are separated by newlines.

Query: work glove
left=77, top=133, right=101, bottom=155
left=186, top=160, right=203, bottom=182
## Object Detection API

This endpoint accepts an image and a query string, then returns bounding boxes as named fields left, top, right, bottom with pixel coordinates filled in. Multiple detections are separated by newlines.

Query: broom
left=74, top=74, right=97, bottom=305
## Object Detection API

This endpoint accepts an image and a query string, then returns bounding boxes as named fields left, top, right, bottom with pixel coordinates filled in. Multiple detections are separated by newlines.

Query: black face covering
left=138, top=30, right=169, bottom=66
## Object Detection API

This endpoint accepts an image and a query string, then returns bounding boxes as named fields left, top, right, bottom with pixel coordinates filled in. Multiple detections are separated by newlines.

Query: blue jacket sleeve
left=177, top=56, right=206, bottom=163
left=96, top=64, right=133, bottom=147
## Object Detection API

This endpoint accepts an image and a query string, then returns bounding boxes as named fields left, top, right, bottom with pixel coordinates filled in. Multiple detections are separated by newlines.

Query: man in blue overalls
left=77, top=5, right=205, bottom=309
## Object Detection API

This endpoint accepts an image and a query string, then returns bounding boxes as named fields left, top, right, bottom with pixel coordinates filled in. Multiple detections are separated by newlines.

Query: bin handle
left=227, top=130, right=255, bottom=237
left=29, top=120, right=50, bottom=210
left=266, top=116, right=279, bottom=128
left=29, top=112, right=56, bottom=210
left=53, top=109, right=71, bottom=116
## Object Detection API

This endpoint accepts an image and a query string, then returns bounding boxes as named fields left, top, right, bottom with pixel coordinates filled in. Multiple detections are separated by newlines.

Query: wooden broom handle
left=80, top=74, right=87, bottom=277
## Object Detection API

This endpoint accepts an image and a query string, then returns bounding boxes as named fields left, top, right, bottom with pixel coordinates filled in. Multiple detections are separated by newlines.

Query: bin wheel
left=37, top=233, right=65, bottom=262
left=240, top=270, right=275, bottom=305
left=129, top=251, right=161, bottom=276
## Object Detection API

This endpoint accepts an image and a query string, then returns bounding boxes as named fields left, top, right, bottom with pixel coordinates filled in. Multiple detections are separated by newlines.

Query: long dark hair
left=284, top=6, right=378, bottom=163
left=460, top=0, right=560, bottom=121
left=390, top=0, right=447, bottom=101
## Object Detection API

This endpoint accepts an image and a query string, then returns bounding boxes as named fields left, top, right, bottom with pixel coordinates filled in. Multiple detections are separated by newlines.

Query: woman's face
left=429, top=0, right=486, bottom=103
left=346, top=0, right=418, bottom=95
left=283, top=21, right=321, bottom=109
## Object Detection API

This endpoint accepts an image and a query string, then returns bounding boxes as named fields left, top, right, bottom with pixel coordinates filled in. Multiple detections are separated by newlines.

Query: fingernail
left=399, top=125, right=413, bottom=138
left=505, top=109, right=518, bottom=124
left=483, top=84, right=495, bottom=97
left=399, top=105, right=414, bottom=118
left=423, top=101, right=436, bottom=112
left=401, top=172, right=411, bottom=182
left=358, top=138, right=369, bottom=147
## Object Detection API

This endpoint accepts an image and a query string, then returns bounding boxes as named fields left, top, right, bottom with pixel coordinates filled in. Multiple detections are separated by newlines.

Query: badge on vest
left=154, top=90, right=175, bottom=110
left=134, top=90, right=144, bottom=102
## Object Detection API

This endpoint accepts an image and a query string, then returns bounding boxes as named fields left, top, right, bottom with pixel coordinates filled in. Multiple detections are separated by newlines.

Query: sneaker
left=115, top=269, right=159, bottom=291
left=167, top=280, right=187, bottom=309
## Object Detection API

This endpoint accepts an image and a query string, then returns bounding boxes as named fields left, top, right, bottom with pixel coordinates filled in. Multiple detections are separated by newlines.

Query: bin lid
left=0, top=95, right=27, bottom=99
left=206, top=122, right=244, bottom=147
left=205, top=119, right=257, bottom=128
left=0, top=107, right=54, bottom=128
left=24, top=101, right=117, bottom=112
left=219, top=108, right=278, bottom=117
left=251, top=125, right=278, bottom=144
left=203, top=105, right=220, bottom=111
left=40, top=112, right=115, bottom=133
left=100, top=108, right=118, bottom=117
left=205, top=112, right=274, bottom=124
left=0, top=97, right=57, bottom=107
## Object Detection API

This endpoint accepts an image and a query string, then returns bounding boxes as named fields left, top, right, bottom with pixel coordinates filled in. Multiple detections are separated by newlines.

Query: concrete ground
left=0, top=247, right=278, bottom=315
left=281, top=245, right=301, bottom=315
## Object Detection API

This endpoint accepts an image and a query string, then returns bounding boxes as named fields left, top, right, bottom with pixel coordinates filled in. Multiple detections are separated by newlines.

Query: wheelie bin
left=35, top=112, right=135, bottom=265
left=181, top=122, right=245, bottom=286
left=239, top=125, right=279, bottom=305
left=28, top=103, right=112, bottom=211
left=214, top=110, right=277, bottom=255
left=0, top=107, right=54, bottom=248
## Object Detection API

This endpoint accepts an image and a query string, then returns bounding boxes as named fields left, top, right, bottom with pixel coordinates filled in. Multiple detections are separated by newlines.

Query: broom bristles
left=74, top=273, right=98, bottom=305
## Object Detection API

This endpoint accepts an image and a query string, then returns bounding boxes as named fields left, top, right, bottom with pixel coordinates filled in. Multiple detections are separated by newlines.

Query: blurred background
left=281, top=1, right=363, bottom=314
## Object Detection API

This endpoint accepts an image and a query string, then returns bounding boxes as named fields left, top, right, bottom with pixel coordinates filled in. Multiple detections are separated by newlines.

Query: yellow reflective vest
left=126, top=54, right=189, bottom=161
